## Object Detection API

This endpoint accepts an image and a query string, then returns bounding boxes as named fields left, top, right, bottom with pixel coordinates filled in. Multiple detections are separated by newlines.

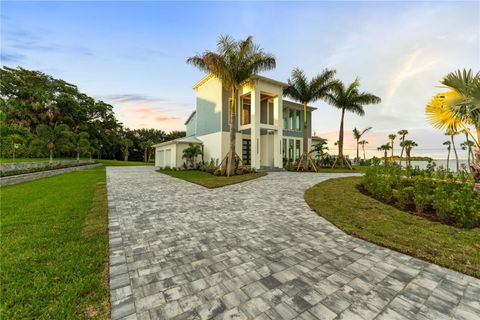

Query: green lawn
left=1, top=167, right=110, bottom=319
left=304, top=176, right=480, bottom=278
left=157, top=169, right=267, bottom=188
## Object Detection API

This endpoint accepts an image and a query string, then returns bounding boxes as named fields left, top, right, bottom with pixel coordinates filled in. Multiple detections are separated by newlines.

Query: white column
left=273, top=95, right=283, bottom=168
left=250, top=89, right=261, bottom=169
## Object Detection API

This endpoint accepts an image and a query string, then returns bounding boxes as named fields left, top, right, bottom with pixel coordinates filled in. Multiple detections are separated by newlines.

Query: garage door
left=165, top=149, right=171, bottom=167
left=158, top=150, right=165, bottom=167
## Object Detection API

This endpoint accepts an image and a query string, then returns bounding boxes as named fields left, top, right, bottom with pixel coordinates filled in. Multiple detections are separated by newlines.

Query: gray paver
left=107, top=167, right=480, bottom=319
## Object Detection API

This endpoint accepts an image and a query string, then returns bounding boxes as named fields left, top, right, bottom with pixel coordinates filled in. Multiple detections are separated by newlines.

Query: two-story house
left=154, top=74, right=316, bottom=169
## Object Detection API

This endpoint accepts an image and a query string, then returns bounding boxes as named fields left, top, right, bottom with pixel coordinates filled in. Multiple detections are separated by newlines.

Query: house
left=154, top=74, right=316, bottom=169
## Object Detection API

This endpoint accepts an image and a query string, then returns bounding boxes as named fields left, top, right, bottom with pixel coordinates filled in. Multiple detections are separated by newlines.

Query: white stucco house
left=154, top=74, right=316, bottom=169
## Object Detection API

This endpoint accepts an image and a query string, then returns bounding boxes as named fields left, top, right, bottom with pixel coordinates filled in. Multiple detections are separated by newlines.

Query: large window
left=288, top=139, right=294, bottom=160
left=296, top=110, right=301, bottom=131
left=295, top=140, right=301, bottom=160
left=241, top=98, right=250, bottom=125
left=283, top=110, right=288, bottom=129
left=282, top=139, right=287, bottom=160
left=268, top=102, right=274, bottom=125
left=289, top=109, right=295, bottom=130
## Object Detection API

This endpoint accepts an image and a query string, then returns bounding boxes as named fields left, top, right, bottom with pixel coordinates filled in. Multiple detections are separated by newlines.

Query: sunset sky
left=1, top=1, right=479, bottom=158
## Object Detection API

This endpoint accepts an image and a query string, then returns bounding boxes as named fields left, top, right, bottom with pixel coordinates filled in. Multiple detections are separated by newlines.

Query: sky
left=1, top=1, right=479, bottom=159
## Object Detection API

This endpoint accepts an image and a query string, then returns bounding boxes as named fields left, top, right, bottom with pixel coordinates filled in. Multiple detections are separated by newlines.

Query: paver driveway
left=107, top=167, right=480, bottom=320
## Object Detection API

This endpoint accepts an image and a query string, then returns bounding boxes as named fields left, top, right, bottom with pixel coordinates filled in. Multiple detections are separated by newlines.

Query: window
left=295, top=140, right=301, bottom=160
left=268, top=102, right=274, bottom=125
left=282, top=139, right=287, bottom=160
left=289, top=109, right=295, bottom=130
left=283, top=109, right=288, bottom=129
left=289, top=139, right=294, bottom=160
left=296, top=110, right=301, bottom=131
left=241, top=98, right=250, bottom=125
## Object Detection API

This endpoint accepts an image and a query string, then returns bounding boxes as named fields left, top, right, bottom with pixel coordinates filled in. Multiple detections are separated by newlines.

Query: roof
left=193, top=74, right=289, bottom=90
left=283, top=100, right=317, bottom=111
left=312, top=136, right=326, bottom=141
left=152, top=136, right=203, bottom=148
left=184, top=111, right=196, bottom=125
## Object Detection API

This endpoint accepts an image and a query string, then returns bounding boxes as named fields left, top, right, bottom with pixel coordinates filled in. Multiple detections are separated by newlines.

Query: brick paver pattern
left=107, top=167, right=480, bottom=320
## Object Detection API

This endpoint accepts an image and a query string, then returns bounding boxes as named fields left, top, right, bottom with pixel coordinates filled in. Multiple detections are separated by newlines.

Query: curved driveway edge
left=107, top=166, right=480, bottom=320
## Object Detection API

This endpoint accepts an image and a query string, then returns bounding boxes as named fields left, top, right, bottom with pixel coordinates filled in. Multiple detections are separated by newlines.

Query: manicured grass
left=1, top=167, right=110, bottom=319
left=98, top=159, right=153, bottom=166
left=304, top=176, right=480, bottom=278
left=157, top=169, right=267, bottom=188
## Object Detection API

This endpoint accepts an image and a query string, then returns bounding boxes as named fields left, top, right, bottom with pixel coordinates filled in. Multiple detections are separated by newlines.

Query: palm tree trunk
left=303, top=101, right=308, bottom=169
left=144, top=149, right=148, bottom=162
left=390, top=141, right=394, bottom=160
left=446, top=147, right=450, bottom=171
left=49, top=149, right=53, bottom=163
left=362, top=144, right=366, bottom=160
left=451, top=135, right=459, bottom=172
left=338, top=108, right=345, bottom=163
left=77, top=147, right=80, bottom=162
left=399, top=136, right=405, bottom=166
left=226, top=87, right=236, bottom=176
left=12, top=144, right=16, bottom=162
left=356, top=139, right=359, bottom=163
left=384, top=150, right=387, bottom=166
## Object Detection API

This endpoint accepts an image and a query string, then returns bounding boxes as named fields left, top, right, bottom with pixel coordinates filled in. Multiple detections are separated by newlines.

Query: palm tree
left=327, top=79, right=381, bottom=168
left=72, top=131, right=90, bottom=162
left=448, top=132, right=460, bottom=172
left=377, top=144, right=392, bottom=166
left=461, top=140, right=475, bottom=167
left=34, top=124, right=71, bottom=163
left=397, top=129, right=409, bottom=166
left=122, top=138, right=133, bottom=161
left=0, top=124, right=30, bottom=161
left=187, top=35, right=276, bottom=176
left=443, top=140, right=451, bottom=171
left=310, top=138, right=329, bottom=161
left=140, top=140, right=154, bottom=162
left=182, top=143, right=202, bottom=167
left=401, top=140, right=418, bottom=167
left=359, top=140, right=368, bottom=160
left=388, top=134, right=396, bottom=161
left=284, top=68, right=337, bottom=171
left=352, top=127, right=372, bottom=163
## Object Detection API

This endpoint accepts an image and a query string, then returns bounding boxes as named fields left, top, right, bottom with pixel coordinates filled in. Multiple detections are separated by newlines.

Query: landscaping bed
left=157, top=169, right=267, bottom=188
left=304, top=176, right=480, bottom=278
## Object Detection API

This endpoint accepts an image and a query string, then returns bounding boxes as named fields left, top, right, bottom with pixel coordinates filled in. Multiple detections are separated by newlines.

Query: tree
left=139, top=140, right=154, bottom=162
left=187, top=35, right=276, bottom=176
left=284, top=68, right=337, bottom=171
left=388, top=134, right=396, bottom=161
left=182, top=143, right=202, bottom=167
left=448, top=132, right=460, bottom=172
left=71, top=132, right=90, bottom=162
left=377, top=144, right=392, bottom=166
left=0, top=120, right=30, bottom=161
left=310, top=138, right=329, bottom=161
left=400, top=140, right=418, bottom=167
left=122, top=138, right=133, bottom=161
left=443, top=140, right=451, bottom=171
left=397, top=129, right=409, bottom=166
left=359, top=140, right=368, bottom=160
left=327, top=79, right=381, bottom=168
left=33, top=124, right=72, bottom=163
left=352, top=127, right=372, bottom=163
left=461, top=139, right=475, bottom=168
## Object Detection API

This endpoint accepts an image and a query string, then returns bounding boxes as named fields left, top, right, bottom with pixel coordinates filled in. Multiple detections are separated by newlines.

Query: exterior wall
left=0, top=159, right=94, bottom=172
left=185, top=113, right=196, bottom=137
left=196, top=132, right=224, bottom=163
left=260, top=134, right=275, bottom=167
left=195, top=77, right=222, bottom=136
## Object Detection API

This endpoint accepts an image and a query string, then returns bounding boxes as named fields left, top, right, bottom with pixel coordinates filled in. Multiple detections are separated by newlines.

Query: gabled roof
left=152, top=136, right=202, bottom=148
left=193, top=74, right=289, bottom=90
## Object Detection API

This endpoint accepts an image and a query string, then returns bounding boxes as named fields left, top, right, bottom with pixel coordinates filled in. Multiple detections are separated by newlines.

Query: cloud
left=104, top=94, right=167, bottom=104
left=155, top=115, right=178, bottom=122
left=0, top=52, right=26, bottom=63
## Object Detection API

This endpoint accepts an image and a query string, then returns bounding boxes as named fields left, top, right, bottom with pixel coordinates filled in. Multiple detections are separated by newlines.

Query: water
left=406, top=159, right=469, bottom=172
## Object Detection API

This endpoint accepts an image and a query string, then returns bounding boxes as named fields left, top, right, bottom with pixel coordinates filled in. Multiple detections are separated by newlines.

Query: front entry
left=242, top=139, right=251, bottom=165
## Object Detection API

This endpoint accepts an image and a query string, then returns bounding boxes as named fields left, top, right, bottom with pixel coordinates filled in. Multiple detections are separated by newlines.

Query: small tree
left=401, top=140, right=418, bottom=167
left=122, top=138, right=133, bottom=161
left=377, top=144, right=392, bottom=166
left=388, top=134, right=396, bottom=161
left=359, top=140, right=368, bottom=160
left=352, top=127, right=372, bottom=163
left=0, top=124, right=30, bottom=161
left=182, top=143, right=202, bottom=167
left=34, top=124, right=71, bottom=163
left=461, top=140, right=475, bottom=168
left=397, top=129, right=408, bottom=166
left=310, top=138, right=329, bottom=161
left=139, top=140, right=154, bottom=162
left=72, top=132, right=90, bottom=162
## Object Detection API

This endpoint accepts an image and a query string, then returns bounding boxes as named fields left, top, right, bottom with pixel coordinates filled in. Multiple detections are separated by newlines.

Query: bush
left=451, top=185, right=480, bottom=228
left=412, top=176, right=434, bottom=213
left=396, top=186, right=414, bottom=210
left=432, top=184, right=452, bottom=221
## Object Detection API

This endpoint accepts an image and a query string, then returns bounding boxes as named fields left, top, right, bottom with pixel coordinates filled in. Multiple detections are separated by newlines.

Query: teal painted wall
left=195, top=98, right=221, bottom=136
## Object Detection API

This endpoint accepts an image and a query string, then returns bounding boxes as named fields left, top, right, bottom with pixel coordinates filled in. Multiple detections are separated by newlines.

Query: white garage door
left=158, top=150, right=165, bottom=167
left=165, top=149, right=171, bottom=167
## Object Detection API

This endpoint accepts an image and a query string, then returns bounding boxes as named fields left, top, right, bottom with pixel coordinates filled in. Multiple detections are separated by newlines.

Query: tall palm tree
left=443, top=140, right=451, bottom=171
left=461, top=140, right=475, bottom=167
left=122, top=138, right=133, bottom=162
left=377, top=143, right=392, bottom=166
left=187, top=35, right=276, bottom=176
left=359, top=140, right=368, bottom=160
left=72, top=131, right=90, bottom=162
left=401, top=140, right=418, bottom=167
left=388, top=134, right=396, bottom=161
left=448, top=132, right=460, bottom=172
left=34, top=124, right=71, bottom=163
left=327, top=79, right=381, bottom=168
left=284, top=68, right=337, bottom=171
left=352, top=127, right=372, bottom=163
left=397, top=129, right=409, bottom=166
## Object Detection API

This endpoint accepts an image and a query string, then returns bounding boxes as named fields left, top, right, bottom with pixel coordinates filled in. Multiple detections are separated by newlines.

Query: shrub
left=412, top=176, right=433, bottom=213
left=451, top=185, right=480, bottom=228
left=396, top=186, right=414, bottom=210
left=431, top=184, right=452, bottom=221
left=163, top=166, right=171, bottom=171
left=213, top=168, right=222, bottom=176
